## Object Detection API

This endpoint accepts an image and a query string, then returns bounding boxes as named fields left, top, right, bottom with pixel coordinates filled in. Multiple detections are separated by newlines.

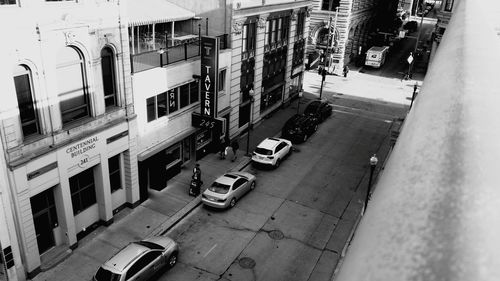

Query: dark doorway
left=30, top=188, right=58, bottom=254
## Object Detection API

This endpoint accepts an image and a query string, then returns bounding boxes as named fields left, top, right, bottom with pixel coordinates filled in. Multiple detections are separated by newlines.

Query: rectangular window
left=277, top=18, right=282, bottom=42
left=190, top=81, right=199, bottom=103
left=444, top=0, right=454, bottom=11
left=0, top=0, right=16, bottom=4
left=168, top=89, right=178, bottom=114
left=146, top=97, right=156, bottom=122
left=70, top=168, right=96, bottom=215
left=322, top=0, right=340, bottom=11
left=265, top=21, right=270, bottom=46
left=218, top=69, right=226, bottom=92
left=157, top=92, right=167, bottom=118
left=108, top=155, right=121, bottom=193
left=180, top=84, right=190, bottom=108
left=296, top=12, right=305, bottom=40
left=271, top=20, right=277, bottom=43
left=242, top=25, right=248, bottom=53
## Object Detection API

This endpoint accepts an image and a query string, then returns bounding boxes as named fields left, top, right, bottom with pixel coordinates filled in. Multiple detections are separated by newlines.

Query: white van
left=365, top=46, right=390, bottom=68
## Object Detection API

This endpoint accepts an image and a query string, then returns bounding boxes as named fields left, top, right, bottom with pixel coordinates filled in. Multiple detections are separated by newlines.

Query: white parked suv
left=251, top=137, right=292, bottom=168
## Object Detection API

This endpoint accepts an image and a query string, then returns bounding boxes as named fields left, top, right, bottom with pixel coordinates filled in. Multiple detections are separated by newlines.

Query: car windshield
left=254, top=147, right=273, bottom=155
left=95, top=267, right=121, bottom=281
left=209, top=182, right=231, bottom=194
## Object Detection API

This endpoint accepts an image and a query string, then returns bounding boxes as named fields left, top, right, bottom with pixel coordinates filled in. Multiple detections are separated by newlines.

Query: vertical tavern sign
left=200, top=36, right=220, bottom=117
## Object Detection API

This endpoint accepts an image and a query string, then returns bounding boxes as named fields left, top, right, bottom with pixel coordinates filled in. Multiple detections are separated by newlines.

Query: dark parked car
left=281, top=114, right=319, bottom=143
left=404, top=21, right=418, bottom=33
left=304, top=100, right=332, bottom=122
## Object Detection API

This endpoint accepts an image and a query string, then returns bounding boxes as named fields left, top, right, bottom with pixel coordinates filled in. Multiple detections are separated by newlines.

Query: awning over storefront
left=127, top=0, right=196, bottom=26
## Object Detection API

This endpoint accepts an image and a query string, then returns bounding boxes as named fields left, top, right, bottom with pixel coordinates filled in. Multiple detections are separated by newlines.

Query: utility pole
left=410, top=1, right=425, bottom=78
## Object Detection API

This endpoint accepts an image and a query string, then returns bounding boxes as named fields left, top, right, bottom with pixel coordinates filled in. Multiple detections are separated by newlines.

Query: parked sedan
left=281, top=114, right=319, bottom=143
left=202, top=172, right=256, bottom=209
left=251, top=137, right=292, bottom=168
left=93, top=236, right=178, bottom=281
left=304, top=100, right=332, bottom=122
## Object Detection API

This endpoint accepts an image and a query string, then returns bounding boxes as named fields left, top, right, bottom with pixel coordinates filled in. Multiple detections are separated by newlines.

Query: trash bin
left=189, top=179, right=202, bottom=196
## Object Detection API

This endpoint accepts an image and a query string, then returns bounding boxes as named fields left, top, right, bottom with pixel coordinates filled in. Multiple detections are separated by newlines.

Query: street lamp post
left=245, top=89, right=255, bottom=156
left=297, top=89, right=303, bottom=114
left=410, top=82, right=418, bottom=109
left=364, top=154, right=378, bottom=213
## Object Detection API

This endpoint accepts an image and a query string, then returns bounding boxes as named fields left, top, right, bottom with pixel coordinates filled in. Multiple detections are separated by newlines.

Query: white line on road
left=203, top=244, right=217, bottom=258
left=333, top=109, right=393, bottom=123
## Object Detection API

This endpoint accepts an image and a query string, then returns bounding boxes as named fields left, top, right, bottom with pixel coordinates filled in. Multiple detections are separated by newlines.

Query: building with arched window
left=307, top=0, right=380, bottom=74
left=0, top=0, right=138, bottom=279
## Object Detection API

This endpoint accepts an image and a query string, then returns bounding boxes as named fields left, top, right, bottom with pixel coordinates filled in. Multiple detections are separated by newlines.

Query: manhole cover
left=239, top=257, right=256, bottom=269
left=268, top=230, right=284, bottom=240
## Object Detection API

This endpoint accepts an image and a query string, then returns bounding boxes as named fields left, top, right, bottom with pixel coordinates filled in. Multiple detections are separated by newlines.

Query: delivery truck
left=365, top=46, right=390, bottom=68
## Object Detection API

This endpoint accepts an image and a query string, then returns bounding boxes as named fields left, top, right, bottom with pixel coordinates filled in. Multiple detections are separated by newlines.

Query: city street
left=158, top=94, right=407, bottom=280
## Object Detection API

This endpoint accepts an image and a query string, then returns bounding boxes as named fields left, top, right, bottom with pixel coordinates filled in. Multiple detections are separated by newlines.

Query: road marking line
left=204, top=244, right=217, bottom=258
left=333, top=109, right=393, bottom=123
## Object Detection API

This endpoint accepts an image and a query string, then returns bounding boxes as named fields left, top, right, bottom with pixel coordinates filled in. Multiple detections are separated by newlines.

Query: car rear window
left=305, top=102, right=319, bottom=113
left=255, top=147, right=272, bottom=155
left=209, top=182, right=231, bottom=194
left=134, top=241, right=163, bottom=250
left=95, top=267, right=121, bottom=281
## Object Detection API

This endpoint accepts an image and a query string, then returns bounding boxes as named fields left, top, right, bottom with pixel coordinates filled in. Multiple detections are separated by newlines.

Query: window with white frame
left=218, top=69, right=226, bottom=92
left=444, top=0, right=454, bottom=12
left=14, top=65, right=40, bottom=138
left=146, top=81, right=199, bottom=122
left=108, top=154, right=122, bottom=193
left=57, top=46, right=90, bottom=125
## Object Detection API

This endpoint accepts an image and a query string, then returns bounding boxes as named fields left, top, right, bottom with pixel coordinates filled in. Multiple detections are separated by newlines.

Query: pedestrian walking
left=230, top=139, right=239, bottom=162
left=219, top=136, right=229, bottom=159
left=343, top=65, right=350, bottom=78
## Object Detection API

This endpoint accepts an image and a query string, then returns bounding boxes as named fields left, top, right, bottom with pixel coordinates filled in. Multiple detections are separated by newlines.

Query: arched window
left=56, top=46, right=90, bottom=124
left=101, top=47, right=117, bottom=109
left=13, top=65, right=40, bottom=138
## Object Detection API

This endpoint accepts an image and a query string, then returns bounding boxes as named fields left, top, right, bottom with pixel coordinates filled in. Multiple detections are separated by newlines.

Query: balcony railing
left=334, top=0, right=500, bottom=280
left=130, top=34, right=229, bottom=73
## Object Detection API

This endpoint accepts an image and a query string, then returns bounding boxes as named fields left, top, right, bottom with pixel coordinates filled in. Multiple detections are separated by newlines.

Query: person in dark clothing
left=230, top=139, right=239, bottom=162
left=219, top=136, right=229, bottom=159
left=343, top=65, right=350, bottom=78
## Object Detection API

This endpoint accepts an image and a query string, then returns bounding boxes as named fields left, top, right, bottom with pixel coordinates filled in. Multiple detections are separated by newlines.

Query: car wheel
left=230, top=198, right=237, bottom=208
left=314, top=124, right=318, bottom=131
left=303, top=134, right=308, bottom=142
left=250, top=181, right=256, bottom=190
left=275, top=159, right=281, bottom=168
left=167, top=252, right=178, bottom=268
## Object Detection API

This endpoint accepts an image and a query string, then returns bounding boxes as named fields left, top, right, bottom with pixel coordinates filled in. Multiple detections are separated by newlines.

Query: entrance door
left=31, top=188, right=58, bottom=254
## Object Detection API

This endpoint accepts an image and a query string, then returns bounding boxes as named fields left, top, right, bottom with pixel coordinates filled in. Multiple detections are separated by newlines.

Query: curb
left=148, top=156, right=253, bottom=238
left=331, top=208, right=364, bottom=281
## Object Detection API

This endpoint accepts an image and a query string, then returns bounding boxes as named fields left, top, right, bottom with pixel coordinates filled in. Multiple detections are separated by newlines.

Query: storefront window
left=166, top=145, right=181, bottom=169
left=70, top=168, right=97, bottom=215
left=196, top=129, right=212, bottom=149
left=108, top=155, right=122, bottom=192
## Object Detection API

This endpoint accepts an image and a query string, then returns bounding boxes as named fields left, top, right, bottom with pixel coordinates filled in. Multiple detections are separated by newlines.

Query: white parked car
left=202, top=172, right=256, bottom=209
left=251, top=137, right=292, bottom=168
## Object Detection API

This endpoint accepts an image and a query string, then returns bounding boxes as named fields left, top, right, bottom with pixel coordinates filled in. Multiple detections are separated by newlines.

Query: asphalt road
left=159, top=96, right=407, bottom=281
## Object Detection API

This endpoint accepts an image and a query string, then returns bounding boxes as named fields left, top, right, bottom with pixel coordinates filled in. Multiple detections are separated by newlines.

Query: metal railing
left=334, top=0, right=500, bottom=280
left=131, top=34, right=229, bottom=73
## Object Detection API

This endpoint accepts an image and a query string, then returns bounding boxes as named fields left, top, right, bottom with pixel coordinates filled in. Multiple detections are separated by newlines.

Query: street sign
left=192, top=112, right=224, bottom=132
left=407, top=54, right=414, bottom=64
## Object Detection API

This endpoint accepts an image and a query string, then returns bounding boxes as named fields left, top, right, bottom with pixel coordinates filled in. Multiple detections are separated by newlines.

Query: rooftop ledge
left=335, top=0, right=500, bottom=280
